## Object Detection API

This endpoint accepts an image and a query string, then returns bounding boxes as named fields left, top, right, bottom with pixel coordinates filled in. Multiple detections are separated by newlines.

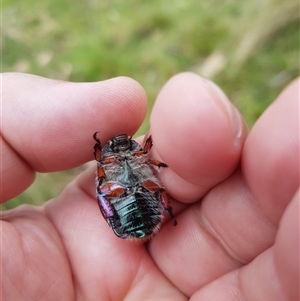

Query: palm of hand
left=1, top=73, right=299, bottom=301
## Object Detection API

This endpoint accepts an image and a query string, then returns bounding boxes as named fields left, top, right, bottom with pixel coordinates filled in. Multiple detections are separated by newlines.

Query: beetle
left=93, top=132, right=177, bottom=241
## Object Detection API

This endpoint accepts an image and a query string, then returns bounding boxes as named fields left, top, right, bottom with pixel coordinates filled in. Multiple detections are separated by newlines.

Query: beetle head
left=109, top=134, right=132, bottom=152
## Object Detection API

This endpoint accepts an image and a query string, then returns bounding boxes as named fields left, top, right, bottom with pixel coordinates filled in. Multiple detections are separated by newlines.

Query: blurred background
left=2, top=0, right=299, bottom=209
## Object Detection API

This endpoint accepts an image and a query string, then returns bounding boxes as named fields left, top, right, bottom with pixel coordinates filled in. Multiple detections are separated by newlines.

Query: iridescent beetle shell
left=93, top=133, right=177, bottom=241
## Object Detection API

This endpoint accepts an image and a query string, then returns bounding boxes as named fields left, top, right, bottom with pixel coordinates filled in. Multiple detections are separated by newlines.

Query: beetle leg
left=141, top=179, right=161, bottom=191
left=132, top=135, right=153, bottom=157
left=94, top=133, right=118, bottom=161
left=142, top=180, right=177, bottom=226
left=160, top=190, right=177, bottom=226
left=96, top=165, right=106, bottom=188
left=93, top=132, right=105, bottom=187
left=133, top=153, right=168, bottom=168
left=101, top=155, right=118, bottom=164
left=134, top=136, right=167, bottom=167
left=148, top=159, right=168, bottom=168
left=96, top=155, right=120, bottom=188
left=143, top=135, right=153, bottom=152
left=93, top=132, right=102, bottom=162
left=145, top=136, right=167, bottom=167
left=94, top=132, right=119, bottom=187
left=100, top=182, right=127, bottom=197
left=133, top=150, right=146, bottom=157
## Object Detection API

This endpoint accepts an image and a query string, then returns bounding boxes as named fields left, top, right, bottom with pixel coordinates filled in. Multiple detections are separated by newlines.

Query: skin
left=1, top=72, right=299, bottom=301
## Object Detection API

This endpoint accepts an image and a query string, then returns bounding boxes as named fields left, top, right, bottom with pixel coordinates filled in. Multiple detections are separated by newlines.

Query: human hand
left=1, top=73, right=299, bottom=301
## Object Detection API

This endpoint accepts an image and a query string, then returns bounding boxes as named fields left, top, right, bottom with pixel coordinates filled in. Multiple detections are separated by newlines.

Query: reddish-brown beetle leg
left=160, top=190, right=177, bottom=226
left=94, top=133, right=120, bottom=188
left=143, top=135, right=153, bottom=152
left=133, top=136, right=153, bottom=157
left=142, top=180, right=177, bottom=226
left=133, top=150, right=146, bottom=157
left=135, top=136, right=167, bottom=168
left=142, top=179, right=160, bottom=191
left=96, top=166, right=106, bottom=189
left=95, top=155, right=118, bottom=189
left=100, top=182, right=127, bottom=197
left=94, top=133, right=118, bottom=163
left=148, top=159, right=168, bottom=168
left=93, top=132, right=102, bottom=162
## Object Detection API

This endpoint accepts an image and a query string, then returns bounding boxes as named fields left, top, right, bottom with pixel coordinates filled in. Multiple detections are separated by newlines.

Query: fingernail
left=205, top=79, right=245, bottom=145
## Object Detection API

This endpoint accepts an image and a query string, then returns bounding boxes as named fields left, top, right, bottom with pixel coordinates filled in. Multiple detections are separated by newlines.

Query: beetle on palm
left=93, top=132, right=177, bottom=241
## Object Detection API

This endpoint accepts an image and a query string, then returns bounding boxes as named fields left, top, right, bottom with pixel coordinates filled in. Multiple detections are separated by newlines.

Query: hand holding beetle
left=1, top=73, right=299, bottom=300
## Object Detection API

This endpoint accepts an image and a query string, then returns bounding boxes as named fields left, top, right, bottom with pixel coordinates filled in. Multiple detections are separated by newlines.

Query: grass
left=2, top=0, right=299, bottom=209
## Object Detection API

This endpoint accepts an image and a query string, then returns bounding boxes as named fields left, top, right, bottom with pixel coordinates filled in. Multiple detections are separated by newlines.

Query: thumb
left=1, top=73, right=147, bottom=201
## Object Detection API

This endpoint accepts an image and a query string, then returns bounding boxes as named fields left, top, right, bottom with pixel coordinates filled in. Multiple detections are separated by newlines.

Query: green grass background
left=2, top=0, right=299, bottom=209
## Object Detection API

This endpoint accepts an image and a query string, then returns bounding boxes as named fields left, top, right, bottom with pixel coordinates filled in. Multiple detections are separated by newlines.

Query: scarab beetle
left=93, top=132, right=177, bottom=241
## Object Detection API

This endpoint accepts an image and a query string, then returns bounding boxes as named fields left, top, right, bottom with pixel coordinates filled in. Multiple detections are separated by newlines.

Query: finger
left=149, top=72, right=247, bottom=202
left=189, top=190, right=299, bottom=301
left=149, top=169, right=277, bottom=296
left=148, top=78, right=299, bottom=296
left=1, top=73, right=147, bottom=201
left=1, top=138, right=35, bottom=202
left=273, top=189, right=299, bottom=300
left=242, top=77, right=300, bottom=225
